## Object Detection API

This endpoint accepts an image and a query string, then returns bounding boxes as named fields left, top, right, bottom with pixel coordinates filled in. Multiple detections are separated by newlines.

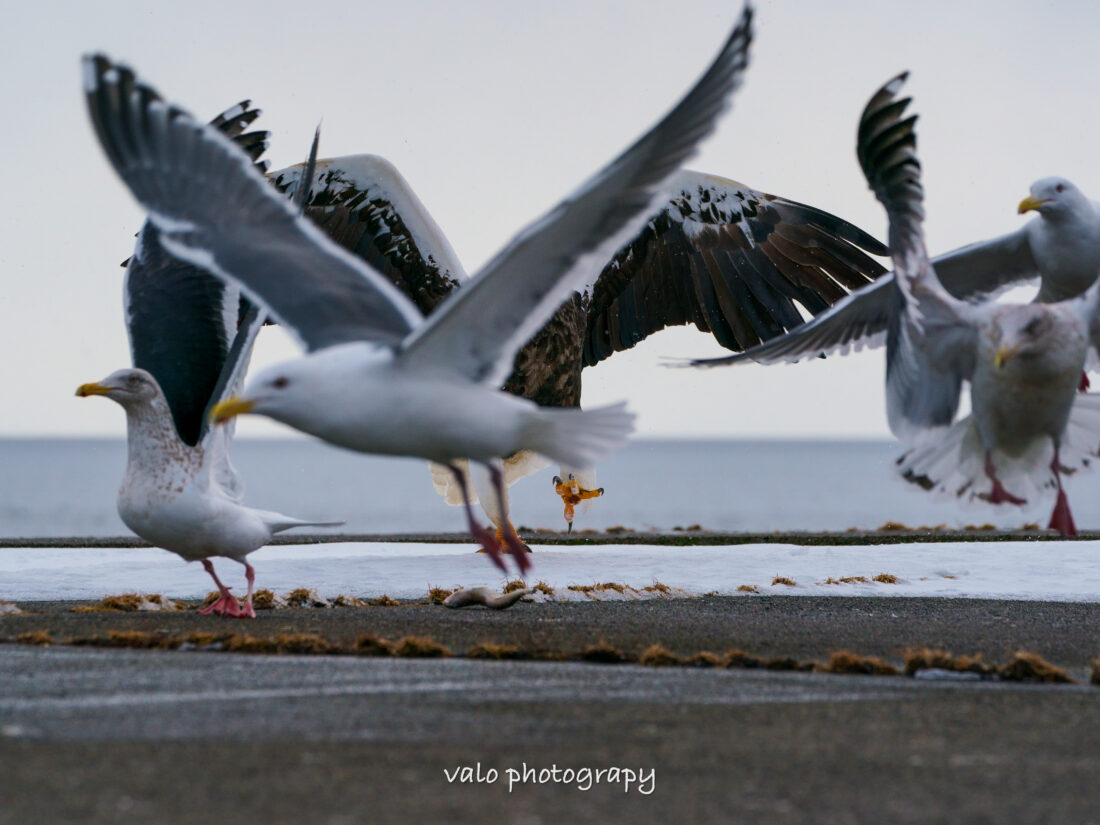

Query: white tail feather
left=897, top=394, right=1100, bottom=504
left=522, top=402, right=634, bottom=470
left=259, top=511, right=345, bottom=533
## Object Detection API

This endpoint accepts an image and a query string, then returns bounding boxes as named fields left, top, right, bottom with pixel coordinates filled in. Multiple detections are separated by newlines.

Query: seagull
left=76, top=103, right=341, bottom=618
left=83, top=5, right=757, bottom=575
left=267, top=154, right=886, bottom=536
left=807, top=73, right=1100, bottom=535
left=684, top=188, right=1100, bottom=369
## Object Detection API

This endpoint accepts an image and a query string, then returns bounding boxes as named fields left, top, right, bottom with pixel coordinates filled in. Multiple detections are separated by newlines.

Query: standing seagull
left=268, top=155, right=886, bottom=537
left=733, top=73, right=1100, bottom=534
left=83, top=6, right=756, bottom=574
left=76, top=103, right=340, bottom=618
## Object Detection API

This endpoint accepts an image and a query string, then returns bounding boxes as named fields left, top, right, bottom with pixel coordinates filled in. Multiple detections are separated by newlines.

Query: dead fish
left=442, top=586, right=531, bottom=610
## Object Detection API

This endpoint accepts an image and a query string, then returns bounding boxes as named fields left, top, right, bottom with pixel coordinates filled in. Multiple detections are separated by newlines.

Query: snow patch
left=0, top=540, right=1097, bottom=603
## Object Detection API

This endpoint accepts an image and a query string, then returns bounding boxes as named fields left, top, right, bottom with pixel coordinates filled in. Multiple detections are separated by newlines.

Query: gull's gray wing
left=690, top=225, right=1035, bottom=367
left=396, top=6, right=754, bottom=386
left=929, top=226, right=1036, bottom=299
left=84, top=56, right=424, bottom=353
left=202, top=301, right=267, bottom=500
left=857, top=74, right=979, bottom=440
left=582, top=169, right=888, bottom=366
left=270, top=154, right=464, bottom=316
left=124, top=101, right=269, bottom=447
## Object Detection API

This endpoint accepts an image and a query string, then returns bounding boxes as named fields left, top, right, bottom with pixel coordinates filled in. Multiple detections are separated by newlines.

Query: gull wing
left=124, top=101, right=268, bottom=447
left=689, top=223, right=1035, bottom=368
left=84, top=56, right=424, bottom=353
left=269, top=154, right=465, bottom=316
left=582, top=169, right=888, bottom=366
left=202, top=302, right=267, bottom=501
left=857, top=74, right=979, bottom=440
left=396, top=6, right=754, bottom=386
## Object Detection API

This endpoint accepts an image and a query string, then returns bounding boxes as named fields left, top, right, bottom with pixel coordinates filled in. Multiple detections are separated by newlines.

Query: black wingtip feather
left=857, top=73, right=923, bottom=240
left=293, top=125, right=322, bottom=213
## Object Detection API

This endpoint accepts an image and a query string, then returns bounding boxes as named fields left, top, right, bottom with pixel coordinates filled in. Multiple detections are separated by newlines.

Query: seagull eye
left=1024, top=318, right=1044, bottom=336
left=1056, top=183, right=1065, bottom=193
left=127, top=375, right=141, bottom=386
left=272, top=376, right=289, bottom=389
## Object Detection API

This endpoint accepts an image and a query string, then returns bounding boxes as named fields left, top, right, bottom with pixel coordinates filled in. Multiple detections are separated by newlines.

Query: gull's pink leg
left=448, top=463, right=507, bottom=574
left=1047, top=445, right=1078, bottom=536
left=197, top=559, right=245, bottom=618
left=240, top=561, right=257, bottom=619
left=1079, top=372, right=1090, bottom=393
left=486, top=463, right=532, bottom=575
left=982, top=452, right=1026, bottom=505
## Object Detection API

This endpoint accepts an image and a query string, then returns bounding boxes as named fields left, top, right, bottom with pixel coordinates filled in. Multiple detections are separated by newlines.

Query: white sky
left=1, top=0, right=1098, bottom=439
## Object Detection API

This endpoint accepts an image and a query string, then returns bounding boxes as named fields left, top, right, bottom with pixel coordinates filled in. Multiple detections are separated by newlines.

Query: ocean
left=2, top=438, right=1094, bottom=539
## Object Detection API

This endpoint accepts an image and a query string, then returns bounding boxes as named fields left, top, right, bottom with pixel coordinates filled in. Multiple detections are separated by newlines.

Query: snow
left=0, top=540, right=1097, bottom=603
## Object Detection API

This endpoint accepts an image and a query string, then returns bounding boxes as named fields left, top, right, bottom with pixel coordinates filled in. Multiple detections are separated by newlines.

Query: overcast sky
left=1, top=0, right=1098, bottom=439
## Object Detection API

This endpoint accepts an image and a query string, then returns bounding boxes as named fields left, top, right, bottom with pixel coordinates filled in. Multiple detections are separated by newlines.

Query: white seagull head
left=209, top=342, right=389, bottom=426
left=1018, top=177, right=1088, bottom=219
left=989, top=304, right=1064, bottom=372
left=75, top=367, right=161, bottom=408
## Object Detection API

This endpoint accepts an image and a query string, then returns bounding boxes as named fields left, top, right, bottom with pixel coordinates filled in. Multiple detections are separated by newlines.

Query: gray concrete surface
left=1, top=645, right=1098, bottom=824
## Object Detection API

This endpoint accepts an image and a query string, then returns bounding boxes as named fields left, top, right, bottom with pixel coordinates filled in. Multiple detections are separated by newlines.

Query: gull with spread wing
left=83, top=6, right=756, bottom=573
left=76, top=104, right=340, bottom=617
left=783, top=73, right=1100, bottom=534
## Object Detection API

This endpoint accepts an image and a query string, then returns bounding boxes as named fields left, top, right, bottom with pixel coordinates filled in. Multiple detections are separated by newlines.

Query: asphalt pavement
left=1, top=597, right=1099, bottom=824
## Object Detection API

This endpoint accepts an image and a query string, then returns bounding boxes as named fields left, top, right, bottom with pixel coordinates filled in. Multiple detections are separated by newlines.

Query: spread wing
left=396, top=7, right=755, bottom=386
left=124, top=101, right=269, bottom=447
left=85, top=55, right=424, bottom=354
left=857, top=74, right=979, bottom=440
left=690, top=223, right=1035, bottom=367
left=270, top=154, right=464, bottom=316
left=582, top=169, right=888, bottom=366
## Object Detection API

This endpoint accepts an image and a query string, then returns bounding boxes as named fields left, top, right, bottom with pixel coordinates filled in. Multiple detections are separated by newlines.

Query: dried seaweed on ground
left=997, top=651, right=1075, bottom=684
left=466, top=642, right=522, bottom=660
left=393, top=636, right=451, bottom=658
left=903, top=647, right=993, bottom=677
left=355, top=634, right=394, bottom=656
left=427, top=587, right=455, bottom=604
left=639, top=645, right=681, bottom=667
left=820, top=650, right=900, bottom=676
left=580, top=641, right=626, bottom=664
left=684, top=651, right=722, bottom=667
left=16, top=631, right=51, bottom=646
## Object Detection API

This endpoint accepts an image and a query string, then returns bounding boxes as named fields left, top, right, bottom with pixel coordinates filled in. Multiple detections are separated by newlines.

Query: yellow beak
left=75, top=382, right=111, bottom=397
left=209, top=396, right=257, bottom=424
left=994, top=346, right=1018, bottom=369
left=1017, top=195, right=1047, bottom=215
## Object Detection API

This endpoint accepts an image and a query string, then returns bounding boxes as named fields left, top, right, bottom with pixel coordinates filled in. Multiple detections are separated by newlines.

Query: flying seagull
left=76, top=103, right=341, bottom=617
left=267, top=154, right=886, bottom=538
left=819, top=73, right=1100, bottom=534
left=83, top=4, right=756, bottom=574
